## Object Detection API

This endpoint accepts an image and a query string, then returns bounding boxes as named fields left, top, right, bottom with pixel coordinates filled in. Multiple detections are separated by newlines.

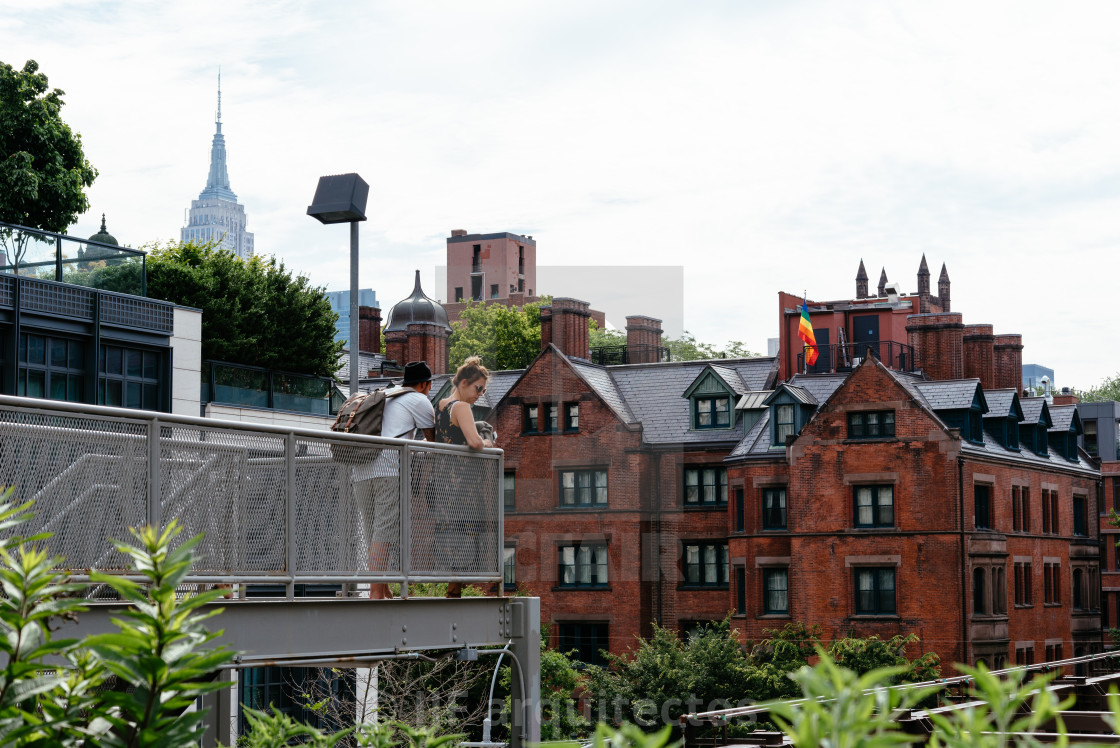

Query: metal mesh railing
left=0, top=395, right=503, bottom=596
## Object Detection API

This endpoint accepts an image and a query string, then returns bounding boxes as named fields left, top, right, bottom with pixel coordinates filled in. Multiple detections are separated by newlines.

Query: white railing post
left=147, top=417, right=161, bottom=530
left=399, top=443, right=411, bottom=599
left=285, top=431, right=296, bottom=599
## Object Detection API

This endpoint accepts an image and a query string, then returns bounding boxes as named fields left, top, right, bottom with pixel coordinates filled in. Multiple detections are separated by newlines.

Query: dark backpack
left=329, top=388, right=410, bottom=462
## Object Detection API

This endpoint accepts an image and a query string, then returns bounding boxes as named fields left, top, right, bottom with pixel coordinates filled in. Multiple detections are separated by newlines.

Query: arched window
left=973, top=567, right=987, bottom=616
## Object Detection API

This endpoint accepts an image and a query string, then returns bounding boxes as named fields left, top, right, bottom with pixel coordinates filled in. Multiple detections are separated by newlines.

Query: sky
left=2, top=1, right=1118, bottom=389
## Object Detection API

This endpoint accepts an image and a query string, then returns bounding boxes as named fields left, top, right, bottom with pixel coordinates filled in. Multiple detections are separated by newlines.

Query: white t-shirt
left=353, top=387, right=436, bottom=480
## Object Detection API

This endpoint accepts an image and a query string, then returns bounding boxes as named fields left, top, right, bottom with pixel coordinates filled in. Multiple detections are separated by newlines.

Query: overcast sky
left=3, top=1, right=1117, bottom=388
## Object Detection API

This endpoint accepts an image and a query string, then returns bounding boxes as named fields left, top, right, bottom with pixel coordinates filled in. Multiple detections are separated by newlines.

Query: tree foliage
left=144, top=240, right=344, bottom=377
left=448, top=299, right=549, bottom=372
left=0, top=59, right=97, bottom=269
left=589, top=320, right=758, bottom=361
left=1078, top=372, right=1120, bottom=403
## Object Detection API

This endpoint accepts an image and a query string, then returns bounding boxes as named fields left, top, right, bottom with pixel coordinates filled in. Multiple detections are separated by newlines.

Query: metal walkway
left=0, top=395, right=541, bottom=746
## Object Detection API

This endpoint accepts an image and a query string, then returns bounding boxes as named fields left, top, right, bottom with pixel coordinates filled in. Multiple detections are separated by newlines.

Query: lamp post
left=307, top=173, right=369, bottom=395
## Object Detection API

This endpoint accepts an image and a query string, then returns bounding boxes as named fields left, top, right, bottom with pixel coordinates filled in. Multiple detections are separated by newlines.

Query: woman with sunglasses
left=434, top=356, right=495, bottom=597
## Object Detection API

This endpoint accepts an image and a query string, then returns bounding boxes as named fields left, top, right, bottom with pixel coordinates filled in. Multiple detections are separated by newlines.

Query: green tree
left=144, top=240, right=344, bottom=377
left=1078, top=372, right=1120, bottom=403
left=0, top=59, right=97, bottom=270
left=499, top=627, right=589, bottom=740
left=448, top=299, right=549, bottom=372
left=588, top=321, right=758, bottom=361
left=828, top=633, right=940, bottom=683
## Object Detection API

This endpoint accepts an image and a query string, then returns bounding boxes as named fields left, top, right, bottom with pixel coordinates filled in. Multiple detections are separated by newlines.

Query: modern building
left=1078, top=398, right=1120, bottom=630
left=1024, top=364, right=1056, bottom=396
left=324, top=288, right=380, bottom=346
left=181, top=77, right=254, bottom=259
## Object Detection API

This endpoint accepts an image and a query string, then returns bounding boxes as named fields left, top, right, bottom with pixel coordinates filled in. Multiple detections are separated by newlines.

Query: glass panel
left=879, top=487, right=894, bottom=526
left=105, top=346, right=122, bottom=375
left=50, top=375, right=66, bottom=400
left=143, top=383, right=158, bottom=410
left=126, top=381, right=142, bottom=409
left=703, top=469, right=715, bottom=504
left=105, top=379, right=122, bottom=406
left=68, top=340, right=84, bottom=369
left=51, top=338, right=67, bottom=367
left=18, top=333, right=26, bottom=364
left=578, top=546, right=591, bottom=584
left=685, top=470, right=699, bottom=503
left=26, top=369, right=44, bottom=398
left=68, top=375, right=81, bottom=402
left=686, top=545, right=699, bottom=582
left=26, top=334, right=45, bottom=365
left=697, top=399, right=712, bottom=427
left=703, top=545, right=717, bottom=583
left=714, top=398, right=730, bottom=427
left=856, top=487, right=873, bottom=525
left=126, top=349, right=142, bottom=377
left=561, top=472, right=575, bottom=505
left=594, top=471, right=607, bottom=504
left=878, top=569, right=895, bottom=612
left=143, top=351, right=158, bottom=379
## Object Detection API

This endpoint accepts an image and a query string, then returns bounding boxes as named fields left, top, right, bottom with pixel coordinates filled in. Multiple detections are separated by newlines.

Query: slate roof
left=336, top=349, right=390, bottom=384
left=908, top=379, right=983, bottom=411
left=1049, top=404, right=1077, bottom=432
left=982, top=389, right=1018, bottom=419
left=765, top=383, right=817, bottom=407
left=707, top=365, right=752, bottom=395
left=962, top=423, right=1095, bottom=473
left=603, top=356, right=778, bottom=445
left=1020, top=397, right=1050, bottom=425
left=728, top=373, right=846, bottom=458
left=571, top=360, right=636, bottom=423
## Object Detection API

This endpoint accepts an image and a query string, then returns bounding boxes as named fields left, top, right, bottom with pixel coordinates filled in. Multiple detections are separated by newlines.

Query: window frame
left=694, top=395, right=732, bottom=430
left=503, top=545, right=516, bottom=587
left=847, top=410, right=896, bottom=440
left=558, top=543, right=609, bottom=589
left=761, top=487, right=787, bottom=530
left=503, top=472, right=516, bottom=513
left=974, top=483, right=992, bottom=530
left=544, top=403, right=559, bottom=433
left=680, top=541, right=729, bottom=588
left=564, top=402, right=580, bottom=432
left=523, top=404, right=539, bottom=433
left=853, top=485, right=894, bottom=528
left=763, top=567, right=789, bottom=614
left=773, top=403, right=795, bottom=445
left=555, top=621, right=609, bottom=667
left=683, top=466, right=728, bottom=508
left=853, top=566, right=897, bottom=616
left=558, top=469, right=608, bottom=508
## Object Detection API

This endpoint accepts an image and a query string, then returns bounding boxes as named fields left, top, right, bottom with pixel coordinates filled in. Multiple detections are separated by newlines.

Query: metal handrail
left=797, top=340, right=917, bottom=374
left=0, top=220, right=147, bottom=296
left=0, top=394, right=503, bottom=599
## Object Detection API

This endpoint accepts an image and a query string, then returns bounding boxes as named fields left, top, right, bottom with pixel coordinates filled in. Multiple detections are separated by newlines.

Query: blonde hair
left=453, top=355, right=490, bottom=387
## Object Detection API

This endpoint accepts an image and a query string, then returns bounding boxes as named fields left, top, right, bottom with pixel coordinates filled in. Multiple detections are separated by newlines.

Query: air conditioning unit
left=883, top=282, right=902, bottom=303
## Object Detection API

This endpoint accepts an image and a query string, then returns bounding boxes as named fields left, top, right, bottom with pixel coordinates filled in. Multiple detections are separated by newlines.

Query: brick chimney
left=385, top=330, right=407, bottom=371
left=856, top=260, right=869, bottom=300
left=1053, top=388, right=1079, bottom=406
left=405, top=322, right=449, bottom=375
left=993, top=334, right=1023, bottom=393
left=358, top=306, right=382, bottom=354
left=540, top=298, right=591, bottom=359
left=906, top=312, right=964, bottom=381
left=962, top=324, right=995, bottom=390
left=625, top=315, right=663, bottom=364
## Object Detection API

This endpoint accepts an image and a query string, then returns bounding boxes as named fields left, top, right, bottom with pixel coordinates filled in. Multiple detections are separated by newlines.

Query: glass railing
left=203, top=361, right=336, bottom=415
left=0, top=221, right=147, bottom=296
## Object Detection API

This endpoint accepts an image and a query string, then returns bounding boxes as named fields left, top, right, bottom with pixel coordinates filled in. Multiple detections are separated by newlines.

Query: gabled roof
left=1019, top=397, right=1053, bottom=428
left=681, top=364, right=750, bottom=400
left=571, top=360, right=635, bottom=423
left=763, top=383, right=817, bottom=407
left=982, top=389, right=1024, bottom=422
left=1048, top=404, right=1082, bottom=434
left=728, top=373, right=847, bottom=458
left=910, top=379, right=988, bottom=413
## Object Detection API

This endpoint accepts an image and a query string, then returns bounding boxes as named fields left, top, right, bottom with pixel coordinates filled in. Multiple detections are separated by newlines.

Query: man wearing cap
left=355, top=361, right=436, bottom=599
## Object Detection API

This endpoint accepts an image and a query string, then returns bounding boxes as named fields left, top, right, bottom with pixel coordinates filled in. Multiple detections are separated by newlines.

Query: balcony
left=1, top=221, right=147, bottom=297
left=0, top=393, right=504, bottom=596
left=797, top=340, right=916, bottom=375
left=202, top=360, right=337, bottom=415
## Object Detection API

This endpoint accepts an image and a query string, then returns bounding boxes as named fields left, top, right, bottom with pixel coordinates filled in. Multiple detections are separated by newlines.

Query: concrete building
left=181, top=76, right=254, bottom=259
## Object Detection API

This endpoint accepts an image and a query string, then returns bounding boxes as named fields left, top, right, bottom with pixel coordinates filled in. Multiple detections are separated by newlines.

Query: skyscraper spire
left=200, top=68, right=235, bottom=202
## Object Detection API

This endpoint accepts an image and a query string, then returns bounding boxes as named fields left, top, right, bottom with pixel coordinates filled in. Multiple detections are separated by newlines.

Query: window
left=684, top=467, right=727, bottom=507
left=735, top=567, right=746, bottom=615
left=1014, top=562, right=1033, bottom=606
left=1073, top=495, right=1087, bottom=536
left=565, top=403, right=579, bottom=431
left=773, top=404, right=795, bottom=444
left=1022, top=487, right=1031, bottom=532
left=854, top=485, right=894, bottom=528
left=734, top=488, right=745, bottom=532
left=523, top=405, right=538, bottom=433
left=559, top=469, right=608, bottom=507
left=854, top=567, right=896, bottom=615
left=682, top=542, right=728, bottom=587
left=764, top=568, right=789, bottom=614
left=975, top=484, right=992, bottom=530
left=695, top=396, right=731, bottom=429
left=98, top=345, right=161, bottom=410
left=544, top=404, right=559, bottom=433
left=973, top=567, right=987, bottom=615
left=503, top=546, right=516, bottom=586
left=1044, top=562, right=1061, bottom=605
left=556, top=622, right=609, bottom=667
left=490, top=283, right=499, bottom=299
left=1073, top=568, right=1084, bottom=610
left=993, top=566, right=1007, bottom=614
left=1015, top=645, right=1035, bottom=666
left=504, top=472, right=516, bottom=512
left=848, top=410, right=895, bottom=439
left=1012, top=486, right=1021, bottom=532
left=762, top=487, right=787, bottom=530
left=559, top=543, right=608, bottom=588
left=454, top=286, right=463, bottom=302
left=1041, top=489, right=1051, bottom=533
left=19, top=333, right=85, bottom=403
left=1051, top=491, right=1059, bottom=534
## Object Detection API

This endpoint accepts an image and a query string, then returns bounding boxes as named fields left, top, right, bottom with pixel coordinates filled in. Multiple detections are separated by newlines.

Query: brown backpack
left=329, top=388, right=410, bottom=462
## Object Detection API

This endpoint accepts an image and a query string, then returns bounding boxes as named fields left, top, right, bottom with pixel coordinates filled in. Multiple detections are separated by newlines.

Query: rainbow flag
left=798, top=298, right=818, bottom=367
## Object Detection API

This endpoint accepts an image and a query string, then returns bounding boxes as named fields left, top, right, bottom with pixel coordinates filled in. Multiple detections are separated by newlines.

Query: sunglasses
left=474, top=383, right=487, bottom=394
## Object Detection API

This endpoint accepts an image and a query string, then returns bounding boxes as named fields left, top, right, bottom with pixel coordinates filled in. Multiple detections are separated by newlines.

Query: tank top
left=435, top=399, right=468, bottom=446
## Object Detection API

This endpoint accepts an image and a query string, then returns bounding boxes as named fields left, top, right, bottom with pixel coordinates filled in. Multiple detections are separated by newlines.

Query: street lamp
left=307, top=173, right=369, bottom=396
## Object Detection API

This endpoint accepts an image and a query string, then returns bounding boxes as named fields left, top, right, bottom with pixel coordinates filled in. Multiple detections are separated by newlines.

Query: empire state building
left=181, top=77, right=254, bottom=258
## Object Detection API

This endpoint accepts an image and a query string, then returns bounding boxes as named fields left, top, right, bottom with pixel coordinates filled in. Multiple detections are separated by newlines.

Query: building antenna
left=216, top=67, right=222, bottom=126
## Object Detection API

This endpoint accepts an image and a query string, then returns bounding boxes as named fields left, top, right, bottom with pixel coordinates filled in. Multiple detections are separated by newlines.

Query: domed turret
left=87, top=214, right=119, bottom=247
left=384, top=270, right=451, bottom=332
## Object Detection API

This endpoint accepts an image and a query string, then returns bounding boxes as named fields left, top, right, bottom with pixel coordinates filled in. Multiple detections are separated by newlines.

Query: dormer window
left=695, top=396, right=731, bottom=429
left=763, top=384, right=818, bottom=448
left=774, top=405, right=795, bottom=444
